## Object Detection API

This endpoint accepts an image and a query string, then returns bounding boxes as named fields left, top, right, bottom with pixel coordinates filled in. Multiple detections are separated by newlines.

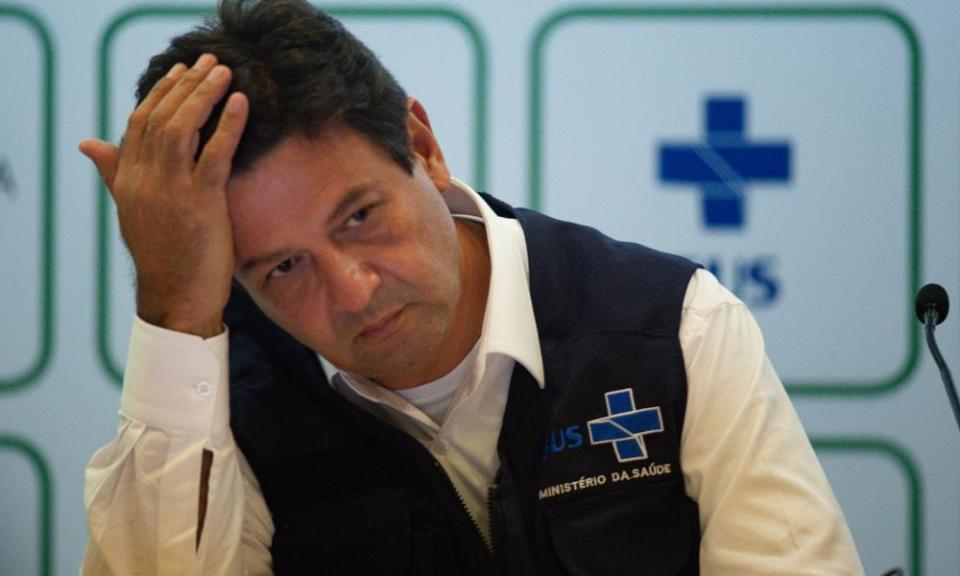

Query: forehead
left=231, top=127, right=373, bottom=186
left=227, top=127, right=396, bottom=207
left=227, top=131, right=370, bottom=239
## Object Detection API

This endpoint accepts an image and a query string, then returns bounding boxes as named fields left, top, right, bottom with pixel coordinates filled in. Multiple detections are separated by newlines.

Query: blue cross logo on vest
left=658, top=96, right=791, bottom=229
left=587, top=389, right=664, bottom=463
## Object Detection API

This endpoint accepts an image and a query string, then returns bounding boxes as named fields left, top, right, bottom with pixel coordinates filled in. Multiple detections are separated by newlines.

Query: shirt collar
left=446, top=178, right=545, bottom=388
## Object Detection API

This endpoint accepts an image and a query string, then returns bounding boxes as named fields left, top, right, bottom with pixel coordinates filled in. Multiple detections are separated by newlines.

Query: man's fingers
left=162, top=64, right=234, bottom=167
left=142, top=54, right=221, bottom=163
left=78, top=139, right=121, bottom=190
left=188, top=66, right=234, bottom=142
left=120, top=62, right=188, bottom=163
left=195, top=92, right=249, bottom=189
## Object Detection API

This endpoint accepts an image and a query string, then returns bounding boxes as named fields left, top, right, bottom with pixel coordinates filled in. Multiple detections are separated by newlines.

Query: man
left=81, top=1, right=863, bottom=574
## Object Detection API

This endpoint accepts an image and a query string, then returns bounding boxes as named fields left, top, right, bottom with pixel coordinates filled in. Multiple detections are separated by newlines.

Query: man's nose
left=323, top=251, right=381, bottom=313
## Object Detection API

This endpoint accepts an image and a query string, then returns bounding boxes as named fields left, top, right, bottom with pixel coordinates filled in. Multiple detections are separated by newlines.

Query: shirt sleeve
left=678, top=269, right=864, bottom=575
left=82, top=316, right=274, bottom=575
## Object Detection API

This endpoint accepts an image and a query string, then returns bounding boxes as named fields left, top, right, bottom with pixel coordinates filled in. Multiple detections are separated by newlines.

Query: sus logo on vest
left=587, top=388, right=664, bottom=462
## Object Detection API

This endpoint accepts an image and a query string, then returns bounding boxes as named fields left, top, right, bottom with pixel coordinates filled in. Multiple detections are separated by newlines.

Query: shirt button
left=434, top=439, right=448, bottom=455
left=195, top=380, right=211, bottom=397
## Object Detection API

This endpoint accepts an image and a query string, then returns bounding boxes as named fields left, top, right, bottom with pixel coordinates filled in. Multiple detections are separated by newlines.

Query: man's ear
left=406, top=97, right=451, bottom=192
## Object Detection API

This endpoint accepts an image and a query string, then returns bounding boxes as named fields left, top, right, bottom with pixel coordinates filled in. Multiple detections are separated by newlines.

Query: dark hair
left=135, top=0, right=413, bottom=174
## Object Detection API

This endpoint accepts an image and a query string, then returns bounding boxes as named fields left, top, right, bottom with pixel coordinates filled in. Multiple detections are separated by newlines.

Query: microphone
left=915, top=283, right=949, bottom=325
left=914, top=283, right=959, bottom=435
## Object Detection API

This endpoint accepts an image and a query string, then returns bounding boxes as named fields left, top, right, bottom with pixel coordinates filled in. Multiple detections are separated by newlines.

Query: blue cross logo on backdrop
left=658, top=96, right=792, bottom=229
left=587, top=389, right=664, bottom=463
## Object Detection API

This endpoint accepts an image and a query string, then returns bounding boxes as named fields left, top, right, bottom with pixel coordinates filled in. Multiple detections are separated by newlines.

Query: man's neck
left=449, top=217, right=491, bottom=358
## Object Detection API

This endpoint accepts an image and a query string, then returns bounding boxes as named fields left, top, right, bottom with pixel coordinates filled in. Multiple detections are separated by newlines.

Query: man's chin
left=345, top=337, right=448, bottom=389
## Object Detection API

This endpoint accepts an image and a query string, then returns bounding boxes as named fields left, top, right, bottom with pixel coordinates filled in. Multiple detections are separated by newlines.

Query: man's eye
left=267, top=256, right=299, bottom=280
left=346, top=206, right=371, bottom=227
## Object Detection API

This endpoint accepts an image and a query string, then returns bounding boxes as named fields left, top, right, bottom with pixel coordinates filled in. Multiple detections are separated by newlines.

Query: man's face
left=227, top=121, right=462, bottom=388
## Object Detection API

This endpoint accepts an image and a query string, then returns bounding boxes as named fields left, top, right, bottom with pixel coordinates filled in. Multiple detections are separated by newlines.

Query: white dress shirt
left=83, top=179, right=863, bottom=575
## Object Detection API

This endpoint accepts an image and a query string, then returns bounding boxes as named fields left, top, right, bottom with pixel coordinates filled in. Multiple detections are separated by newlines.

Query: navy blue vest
left=226, top=195, right=700, bottom=575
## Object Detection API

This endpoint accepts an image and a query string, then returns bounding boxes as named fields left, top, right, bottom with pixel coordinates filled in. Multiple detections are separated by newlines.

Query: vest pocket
left=544, top=479, right=697, bottom=576
left=271, top=486, right=415, bottom=575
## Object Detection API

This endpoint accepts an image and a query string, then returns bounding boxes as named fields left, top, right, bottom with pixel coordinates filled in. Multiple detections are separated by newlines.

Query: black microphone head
left=915, top=283, right=949, bottom=325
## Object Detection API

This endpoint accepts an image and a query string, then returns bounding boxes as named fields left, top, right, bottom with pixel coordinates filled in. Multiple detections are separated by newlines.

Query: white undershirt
left=393, top=338, right=480, bottom=426
left=82, top=178, right=863, bottom=575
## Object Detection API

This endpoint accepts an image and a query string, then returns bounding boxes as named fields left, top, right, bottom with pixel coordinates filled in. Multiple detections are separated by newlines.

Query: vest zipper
left=486, top=481, right=502, bottom=568
left=312, top=371, right=500, bottom=574
left=430, top=459, right=502, bottom=575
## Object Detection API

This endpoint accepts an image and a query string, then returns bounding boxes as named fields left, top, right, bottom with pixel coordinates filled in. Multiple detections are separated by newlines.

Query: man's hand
left=80, top=54, right=249, bottom=338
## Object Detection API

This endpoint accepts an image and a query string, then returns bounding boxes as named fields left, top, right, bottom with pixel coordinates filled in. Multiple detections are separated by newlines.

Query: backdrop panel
left=0, top=7, right=54, bottom=392
left=532, top=7, right=918, bottom=396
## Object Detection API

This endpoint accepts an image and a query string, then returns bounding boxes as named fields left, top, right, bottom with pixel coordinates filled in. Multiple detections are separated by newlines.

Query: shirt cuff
left=119, top=315, right=229, bottom=436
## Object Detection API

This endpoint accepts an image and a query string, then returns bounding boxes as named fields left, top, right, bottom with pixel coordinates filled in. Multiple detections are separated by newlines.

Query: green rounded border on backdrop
left=95, top=4, right=488, bottom=384
left=0, top=6, right=56, bottom=393
left=812, top=436, right=923, bottom=576
left=529, top=5, right=923, bottom=397
left=0, top=435, right=54, bottom=576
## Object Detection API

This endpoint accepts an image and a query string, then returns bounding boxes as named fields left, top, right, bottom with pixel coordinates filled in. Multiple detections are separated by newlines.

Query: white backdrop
left=1, top=1, right=958, bottom=574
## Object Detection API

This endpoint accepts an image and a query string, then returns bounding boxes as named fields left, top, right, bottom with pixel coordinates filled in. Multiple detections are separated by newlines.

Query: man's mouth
left=357, top=306, right=406, bottom=341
